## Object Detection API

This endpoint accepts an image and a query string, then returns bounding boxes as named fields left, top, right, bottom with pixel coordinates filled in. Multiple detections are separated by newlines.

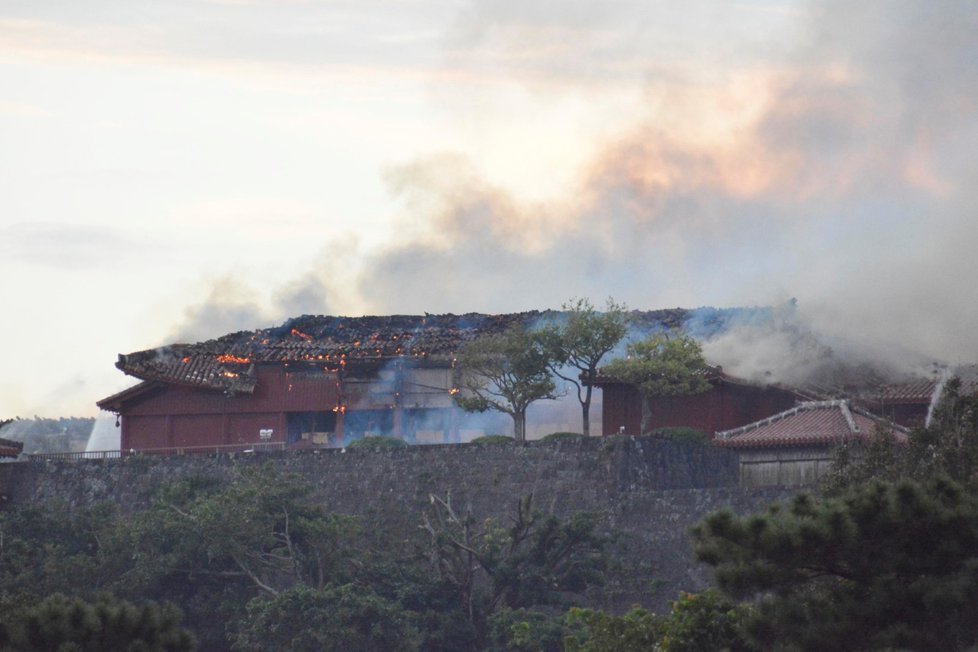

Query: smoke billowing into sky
left=0, top=0, right=975, bottom=416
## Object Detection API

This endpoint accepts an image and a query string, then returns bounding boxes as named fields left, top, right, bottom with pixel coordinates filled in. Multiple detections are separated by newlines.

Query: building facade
left=98, top=313, right=527, bottom=452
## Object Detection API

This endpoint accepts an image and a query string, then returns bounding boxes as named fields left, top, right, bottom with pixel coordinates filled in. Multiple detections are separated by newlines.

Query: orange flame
left=291, top=328, right=312, bottom=341
left=217, top=354, right=250, bottom=364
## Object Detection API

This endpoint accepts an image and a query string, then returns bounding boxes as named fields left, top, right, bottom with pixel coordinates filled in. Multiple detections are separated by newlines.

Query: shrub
left=0, top=593, right=196, bottom=652
left=542, top=432, right=587, bottom=442
left=487, top=608, right=564, bottom=652
left=651, top=427, right=709, bottom=446
left=468, top=435, right=514, bottom=445
left=346, top=436, right=409, bottom=449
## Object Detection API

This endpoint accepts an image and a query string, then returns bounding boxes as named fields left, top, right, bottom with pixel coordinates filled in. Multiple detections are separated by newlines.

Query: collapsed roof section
left=107, top=308, right=702, bottom=396
left=110, top=312, right=554, bottom=393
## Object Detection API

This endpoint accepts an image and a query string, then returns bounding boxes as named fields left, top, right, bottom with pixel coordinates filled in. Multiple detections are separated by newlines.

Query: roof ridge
left=715, top=399, right=849, bottom=440
left=839, top=400, right=858, bottom=434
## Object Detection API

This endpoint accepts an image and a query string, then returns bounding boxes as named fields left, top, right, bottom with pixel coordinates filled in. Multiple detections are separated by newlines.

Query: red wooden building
left=98, top=313, right=532, bottom=453
left=590, top=367, right=803, bottom=438
left=855, top=379, right=936, bottom=428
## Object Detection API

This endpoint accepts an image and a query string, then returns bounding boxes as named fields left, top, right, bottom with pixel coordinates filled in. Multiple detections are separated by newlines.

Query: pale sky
left=2, top=0, right=976, bottom=417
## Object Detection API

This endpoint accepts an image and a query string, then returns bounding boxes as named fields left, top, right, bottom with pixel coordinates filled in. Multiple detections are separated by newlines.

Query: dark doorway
left=287, top=412, right=337, bottom=445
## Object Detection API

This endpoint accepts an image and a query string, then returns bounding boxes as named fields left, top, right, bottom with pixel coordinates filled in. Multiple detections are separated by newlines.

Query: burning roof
left=107, top=308, right=696, bottom=394
left=110, top=312, right=551, bottom=392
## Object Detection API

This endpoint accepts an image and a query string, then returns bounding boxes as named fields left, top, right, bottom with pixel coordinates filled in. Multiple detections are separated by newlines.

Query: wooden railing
left=27, top=441, right=287, bottom=462
left=27, top=450, right=122, bottom=461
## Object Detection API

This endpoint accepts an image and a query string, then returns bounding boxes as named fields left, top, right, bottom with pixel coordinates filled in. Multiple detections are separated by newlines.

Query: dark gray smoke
left=168, top=275, right=333, bottom=344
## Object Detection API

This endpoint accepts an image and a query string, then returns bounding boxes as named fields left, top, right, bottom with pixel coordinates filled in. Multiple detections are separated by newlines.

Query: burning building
left=97, top=305, right=967, bottom=455
left=97, top=312, right=543, bottom=453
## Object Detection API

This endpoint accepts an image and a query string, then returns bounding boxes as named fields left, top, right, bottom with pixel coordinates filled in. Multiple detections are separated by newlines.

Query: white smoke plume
left=169, top=0, right=977, bottom=383
left=352, top=0, right=978, bottom=372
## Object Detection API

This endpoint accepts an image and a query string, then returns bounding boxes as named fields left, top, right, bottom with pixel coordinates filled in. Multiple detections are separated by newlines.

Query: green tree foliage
left=421, top=493, right=605, bottom=634
left=693, top=476, right=978, bottom=651
left=564, top=591, right=748, bottom=652
left=910, top=376, right=978, bottom=484
left=0, top=502, right=123, bottom=603
left=114, top=465, right=360, bottom=650
left=122, top=464, right=359, bottom=598
left=538, top=298, right=629, bottom=436
left=602, top=332, right=710, bottom=435
left=469, top=434, right=515, bottom=445
left=486, top=608, right=565, bottom=652
left=454, top=325, right=557, bottom=443
left=232, top=584, right=419, bottom=652
left=0, top=465, right=619, bottom=651
left=826, top=376, right=978, bottom=492
left=346, top=435, right=409, bottom=449
left=352, top=556, right=481, bottom=652
left=651, top=427, right=709, bottom=446
left=655, top=590, right=750, bottom=652
left=0, top=593, right=195, bottom=652
left=563, top=606, right=662, bottom=652
left=822, top=423, right=905, bottom=494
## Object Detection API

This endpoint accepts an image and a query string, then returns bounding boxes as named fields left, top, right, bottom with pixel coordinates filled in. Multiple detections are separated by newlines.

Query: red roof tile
left=876, top=379, right=938, bottom=403
left=111, top=312, right=552, bottom=392
left=0, top=437, right=23, bottom=458
left=714, top=400, right=906, bottom=449
left=590, top=364, right=726, bottom=387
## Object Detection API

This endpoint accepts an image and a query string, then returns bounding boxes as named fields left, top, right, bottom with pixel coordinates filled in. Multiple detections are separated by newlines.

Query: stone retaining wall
left=0, top=437, right=795, bottom=610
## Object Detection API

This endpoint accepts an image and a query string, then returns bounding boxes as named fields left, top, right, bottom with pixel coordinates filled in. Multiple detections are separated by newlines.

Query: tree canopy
left=693, top=476, right=978, bottom=651
left=0, top=594, right=196, bottom=652
left=538, top=298, right=629, bottom=436
left=601, top=332, right=710, bottom=435
left=453, top=325, right=556, bottom=443
left=826, top=375, right=978, bottom=493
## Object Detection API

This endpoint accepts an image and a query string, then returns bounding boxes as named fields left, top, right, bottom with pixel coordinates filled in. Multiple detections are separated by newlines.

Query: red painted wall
left=878, top=402, right=928, bottom=428
left=119, top=366, right=339, bottom=451
left=600, top=381, right=798, bottom=437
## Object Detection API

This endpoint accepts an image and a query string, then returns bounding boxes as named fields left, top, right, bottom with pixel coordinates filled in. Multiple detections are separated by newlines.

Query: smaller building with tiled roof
left=714, top=400, right=906, bottom=487
left=0, top=437, right=23, bottom=459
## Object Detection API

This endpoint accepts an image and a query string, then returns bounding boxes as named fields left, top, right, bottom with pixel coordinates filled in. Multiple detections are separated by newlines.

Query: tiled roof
left=714, top=400, right=906, bottom=449
left=109, top=309, right=708, bottom=393
left=111, top=312, right=554, bottom=392
left=876, top=379, right=938, bottom=403
left=0, top=437, right=23, bottom=458
left=589, top=364, right=726, bottom=386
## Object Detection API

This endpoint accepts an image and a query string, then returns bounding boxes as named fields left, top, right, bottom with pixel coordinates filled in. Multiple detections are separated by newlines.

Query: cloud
left=0, top=8, right=448, bottom=89
left=0, top=222, right=145, bottom=269
left=0, top=100, right=53, bottom=118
